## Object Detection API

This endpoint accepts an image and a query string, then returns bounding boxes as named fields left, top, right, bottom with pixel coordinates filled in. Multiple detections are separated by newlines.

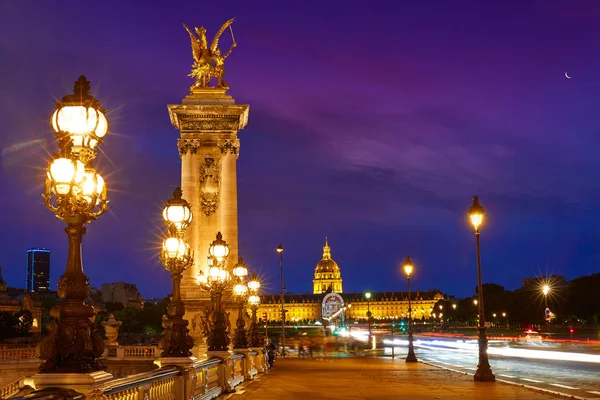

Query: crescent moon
left=565, top=72, right=572, bottom=79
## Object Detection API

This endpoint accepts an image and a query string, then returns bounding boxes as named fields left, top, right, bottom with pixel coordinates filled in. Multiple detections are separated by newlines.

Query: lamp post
left=39, top=76, right=109, bottom=373
left=197, top=232, right=231, bottom=352
left=365, top=291, right=372, bottom=346
left=232, top=258, right=249, bottom=349
left=276, top=244, right=285, bottom=357
left=158, top=187, right=194, bottom=357
left=247, top=273, right=263, bottom=347
left=403, top=257, right=417, bottom=363
left=467, top=196, right=495, bottom=382
left=542, top=284, right=550, bottom=331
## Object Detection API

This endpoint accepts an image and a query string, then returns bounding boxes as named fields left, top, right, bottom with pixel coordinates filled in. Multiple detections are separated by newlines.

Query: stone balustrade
left=1, top=379, right=21, bottom=399
left=0, top=344, right=38, bottom=361
left=7, top=350, right=269, bottom=399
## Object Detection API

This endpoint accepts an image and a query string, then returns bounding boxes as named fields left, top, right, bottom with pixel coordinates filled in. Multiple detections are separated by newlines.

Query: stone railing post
left=101, top=314, right=122, bottom=358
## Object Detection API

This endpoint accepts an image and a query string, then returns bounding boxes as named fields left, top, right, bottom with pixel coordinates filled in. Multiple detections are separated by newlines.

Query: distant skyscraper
left=26, top=248, right=50, bottom=292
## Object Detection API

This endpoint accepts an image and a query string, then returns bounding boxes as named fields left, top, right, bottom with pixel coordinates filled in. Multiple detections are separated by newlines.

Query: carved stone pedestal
left=235, top=349, right=257, bottom=380
left=249, top=347, right=268, bottom=373
left=154, top=356, right=198, bottom=369
left=206, top=351, right=244, bottom=392
left=24, top=370, right=113, bottom=397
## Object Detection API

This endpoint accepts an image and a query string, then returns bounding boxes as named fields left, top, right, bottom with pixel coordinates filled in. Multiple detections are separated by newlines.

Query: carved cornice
left=167, top=104, right=250, bottom=132
left=180, top=118, right=239, bottom=132
left=217, top=139, right=240, bottom=158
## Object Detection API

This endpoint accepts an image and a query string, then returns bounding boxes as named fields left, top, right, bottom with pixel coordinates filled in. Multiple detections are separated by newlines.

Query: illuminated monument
left=313, top=238, right=343, bottom=294
left=168, top=18, right=248, bottom=351
left=258, top=239, right=445, bottom=323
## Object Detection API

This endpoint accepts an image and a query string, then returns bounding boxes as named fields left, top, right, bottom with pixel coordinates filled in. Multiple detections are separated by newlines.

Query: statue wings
left=183, top=23, right=208, bottom=62
left=210, top=17, right=235, bottom=52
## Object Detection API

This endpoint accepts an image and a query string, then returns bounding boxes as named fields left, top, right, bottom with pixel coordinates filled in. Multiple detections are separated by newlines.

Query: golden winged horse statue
left=183, top=18, right=237, bottom=91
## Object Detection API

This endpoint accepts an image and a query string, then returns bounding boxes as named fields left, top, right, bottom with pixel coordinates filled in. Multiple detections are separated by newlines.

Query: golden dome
left=315, top=237, right=340, bottom=273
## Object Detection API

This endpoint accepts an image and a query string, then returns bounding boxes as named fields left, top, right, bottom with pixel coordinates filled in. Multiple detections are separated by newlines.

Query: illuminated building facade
left=26, top=248, right=50, bottom=292
left=255, top=239, right=445, bottom=322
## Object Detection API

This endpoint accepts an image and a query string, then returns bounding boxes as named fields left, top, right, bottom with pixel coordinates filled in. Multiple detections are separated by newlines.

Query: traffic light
left=569, top=328, right=574, bottom=334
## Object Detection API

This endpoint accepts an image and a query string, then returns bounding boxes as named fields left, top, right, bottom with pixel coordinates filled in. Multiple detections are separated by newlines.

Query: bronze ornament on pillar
left=159, top=187, right=195, bottom=357
left=39, top=76, right=109, bottom=373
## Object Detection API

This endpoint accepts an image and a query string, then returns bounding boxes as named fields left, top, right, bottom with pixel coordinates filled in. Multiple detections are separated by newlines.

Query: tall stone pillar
left=168, top=88, right=249, bottom=354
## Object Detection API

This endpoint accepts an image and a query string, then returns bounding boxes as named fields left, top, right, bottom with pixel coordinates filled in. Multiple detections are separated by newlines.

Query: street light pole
left=403, top=257, right=417, bottom=363
left=276, top=244, right=285, bottom=357
left=39, top=76, right=109, bottom=373
left=247, top=273, right=263, bottom=347
left=542, top=284, right=550, bottom=331
left=159, top=187, right=194, bottom=357
left=468, top=196, right=495, bottom=382
left=197, top=232, right=232, bottom=352
left=232, top=258, right=249, bottom=349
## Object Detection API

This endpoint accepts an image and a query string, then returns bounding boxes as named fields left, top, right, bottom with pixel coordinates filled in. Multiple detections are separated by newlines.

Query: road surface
left=382, top=336, right=600, bottom=399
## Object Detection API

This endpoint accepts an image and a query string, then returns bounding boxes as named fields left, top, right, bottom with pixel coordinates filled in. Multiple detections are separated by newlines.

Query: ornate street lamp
left=467, top=196, right=495, bottom=382
left=276, top=244, right=285, bottom=357
left=159, top=187, right=194, bottom=357
left=247, top=273, right=263, bottom=347
left=197, top=233, right=231, bottom=352
left=403, top=256, right=418, bottom=363
left=232, top=257, right=249, bottom=349
left=38, top=76, right=109, bottom=373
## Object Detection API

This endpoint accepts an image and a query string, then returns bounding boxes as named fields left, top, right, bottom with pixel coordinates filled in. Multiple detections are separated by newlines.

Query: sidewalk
left=224, top=357, right=562, bottom=400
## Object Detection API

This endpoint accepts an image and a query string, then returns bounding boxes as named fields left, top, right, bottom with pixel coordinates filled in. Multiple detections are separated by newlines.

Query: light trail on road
left=381, top=337, right=600, bottom=398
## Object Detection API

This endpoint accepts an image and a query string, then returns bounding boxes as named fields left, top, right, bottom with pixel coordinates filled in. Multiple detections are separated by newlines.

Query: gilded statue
left=183, top=18, right=237, bottom=91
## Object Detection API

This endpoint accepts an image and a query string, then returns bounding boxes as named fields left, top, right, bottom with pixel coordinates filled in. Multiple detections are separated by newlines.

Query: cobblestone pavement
left=224, top=357, right=565, bottom=400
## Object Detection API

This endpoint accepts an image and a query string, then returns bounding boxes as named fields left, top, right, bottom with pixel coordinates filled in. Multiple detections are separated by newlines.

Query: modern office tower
left=26, top=248, right=51, bottom=292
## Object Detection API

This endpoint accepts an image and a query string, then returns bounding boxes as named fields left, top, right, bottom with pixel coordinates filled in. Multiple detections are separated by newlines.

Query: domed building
left=313, top=238, right=342, bottom=294
left=255, top=238, right=447, bottom=324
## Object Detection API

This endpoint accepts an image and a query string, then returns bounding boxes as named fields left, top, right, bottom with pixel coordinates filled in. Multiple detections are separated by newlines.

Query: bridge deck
left=224, top=356, right=560, bottom=400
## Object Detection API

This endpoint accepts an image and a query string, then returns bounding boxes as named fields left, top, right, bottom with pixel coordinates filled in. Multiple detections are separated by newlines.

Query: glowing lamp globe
left=218, top=268, right=229, bottom=283
left=233, top=283, right=248, bottom=297
left=247, top=273, right=260, bottom=291
left=403, top=256, right=414, bottom=277
left=249, top=295, right=260, bottom=305
left=209, top=232, right=229, bottom=262
left=51, top=76, right=108, bottom=152
left=162, top=237, right=189, bottom=261
left=233, top=258, right=248, bottom=278
left=197, top=271, right=208, bottom=285
left=467, top=196, right=485, bottom=231
left=162, top=187, right=192, bottom=230
left=208, top=266, right=221, bottom=279
left=49, top=158, right=77, bottom=195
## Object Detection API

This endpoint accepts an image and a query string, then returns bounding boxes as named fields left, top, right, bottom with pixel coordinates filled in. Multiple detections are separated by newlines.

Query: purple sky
left=1, top=1, right=600, bottom=299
